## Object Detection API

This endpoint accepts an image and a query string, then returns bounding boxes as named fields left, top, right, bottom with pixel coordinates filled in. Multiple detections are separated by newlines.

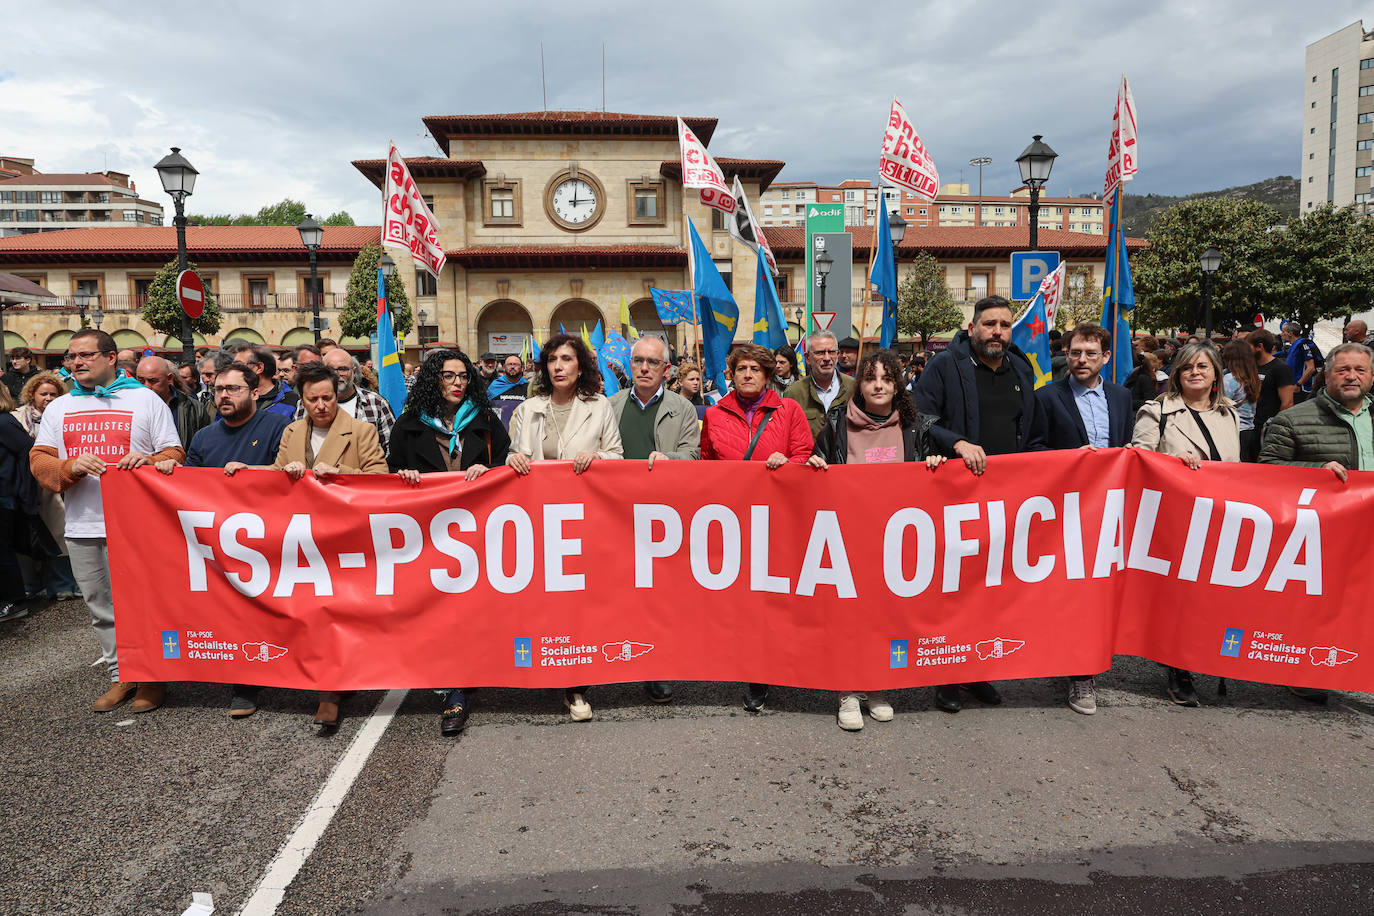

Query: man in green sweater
left=784, top=330, right=856, bottom=439
left=608, top=335, right=701, bottom=704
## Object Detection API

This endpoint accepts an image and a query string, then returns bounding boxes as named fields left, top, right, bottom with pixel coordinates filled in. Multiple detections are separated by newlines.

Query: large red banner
left=105, top=450, right=1374, bottom=692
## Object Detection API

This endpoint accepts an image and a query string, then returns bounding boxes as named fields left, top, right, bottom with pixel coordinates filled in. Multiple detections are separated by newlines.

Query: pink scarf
left=844, top=399, right=903, bottom=464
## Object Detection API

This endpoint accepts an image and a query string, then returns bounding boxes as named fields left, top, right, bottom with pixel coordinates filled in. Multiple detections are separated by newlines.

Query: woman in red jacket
left=700, top=343, right=813, bottom=712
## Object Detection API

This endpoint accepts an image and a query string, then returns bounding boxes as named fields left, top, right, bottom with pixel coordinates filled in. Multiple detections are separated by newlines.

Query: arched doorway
left=629, top=298, right=667, bottom=338
left=111, top=329, right=148, bottom=351
left=549, top=298, right=604, bottom=341
left=476, top=300, right=533, bottom=357
left=281, top=327, right=314, bottom=348
left=4, top=331, right=28, bottom=350
left=164, top=332, right=207, bottom=349
left=224, top=328, right=266, bottom=346
left=44, top=330, right=73, bottom=353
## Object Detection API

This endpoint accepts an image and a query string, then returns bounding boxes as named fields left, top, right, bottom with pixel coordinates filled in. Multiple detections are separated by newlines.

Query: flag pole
left=682, top=202, right=703, bottom=380
left=857, top=185, right=884, bottom=368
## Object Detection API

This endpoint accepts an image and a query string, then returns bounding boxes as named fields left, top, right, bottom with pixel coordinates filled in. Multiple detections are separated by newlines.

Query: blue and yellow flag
left=751, top=256, right=789, bottom=350
left=649, top=288, right=696, bottom=325
left=1010, top=290, right=1053, bottom=389
left=687, top=219, right=738, bottom=393
left=1100, top=192, right=1135, bottom=385
left=375, top=267, right=407, bottom=415
left=871, top=195, right=899, bottom=349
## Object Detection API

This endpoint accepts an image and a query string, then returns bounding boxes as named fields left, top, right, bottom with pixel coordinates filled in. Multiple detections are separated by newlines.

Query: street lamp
left=154, top=147, right=199, bottom=365
left=1016, top=135, right=1058, bottom=252
left=74, top=292, right=90, bottom=329
left=1199, top=247, right=1222, bottom=342
left=418, top=308, right=428, bottom=345
left=815, top=248, right=833, bottom=319
left=297, top=213, right=324, bottom=343
left=969, top=156, right=992, bottom=227
left=91, top=305, right=105, bottom=331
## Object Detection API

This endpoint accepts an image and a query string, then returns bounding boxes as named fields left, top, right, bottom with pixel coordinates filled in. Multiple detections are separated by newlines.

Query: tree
left=895, top=251, right=966, bottom=349
left=188, top=197, right=354, bottom=227
left=1265, top=204, right=1374, bottom=328
left=139, top=259, right=223, bottom=340
left=1132, top=197, right=1283, bottom=333
left=340, top=243, right=412, bottom=339
left=1055, top=267, right=1103, bottom=330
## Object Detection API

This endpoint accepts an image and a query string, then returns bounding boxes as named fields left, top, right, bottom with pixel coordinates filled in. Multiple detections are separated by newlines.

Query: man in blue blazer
left=1034, top=322, right=1133, bottom=718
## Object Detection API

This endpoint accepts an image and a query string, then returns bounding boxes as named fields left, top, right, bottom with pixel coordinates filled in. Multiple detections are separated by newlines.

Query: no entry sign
left=177, top=270, right=204, bottom=319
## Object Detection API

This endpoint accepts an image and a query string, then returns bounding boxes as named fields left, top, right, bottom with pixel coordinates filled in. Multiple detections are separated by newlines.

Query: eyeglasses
left=213, top=384, right=250, bottom=395
left=67, top=350, right=112, bottom=362
left=810, top=349, right=839, bottom=357
left=630, top=357, right=665, bottom=368
left=439, top=371, right=469, bottom=383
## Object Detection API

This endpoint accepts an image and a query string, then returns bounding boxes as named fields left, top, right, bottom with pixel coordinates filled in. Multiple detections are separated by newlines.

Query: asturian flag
left=1010, top=262, right=1066, bottom=390
left=728, top=176, right=777, bottom=276
left=375, top=265, right=408, bottom=415
left=678, top=117, right=736, bottom=216
left=687, top=218, right=739, bottom=393
left=751, top=257, right=789, bottom=350
left=382, top=143, right=446, bottom=278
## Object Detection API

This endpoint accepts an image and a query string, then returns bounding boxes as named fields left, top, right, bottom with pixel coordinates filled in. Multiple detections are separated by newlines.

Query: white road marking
left=236, top=688, right=408, bottom=915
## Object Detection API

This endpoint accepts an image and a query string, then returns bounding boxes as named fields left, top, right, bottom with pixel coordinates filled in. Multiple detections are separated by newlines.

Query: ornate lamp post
left=153, top=147, right=199, bottom=365
left=1199, top=247, right=1223, bottom=342
left=815, top=248, right=833, bottom=318
left=297, top=213, right=324, bottom=343
left=1015, top=135, right=1058, bottom=252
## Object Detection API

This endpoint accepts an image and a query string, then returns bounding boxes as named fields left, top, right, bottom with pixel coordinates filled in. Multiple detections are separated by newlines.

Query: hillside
left=1120, top=176, right=1300, bottom=236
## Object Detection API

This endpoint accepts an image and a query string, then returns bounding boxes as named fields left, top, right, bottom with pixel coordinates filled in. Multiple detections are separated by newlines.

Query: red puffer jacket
left=700, top=389, right=814, bottom=462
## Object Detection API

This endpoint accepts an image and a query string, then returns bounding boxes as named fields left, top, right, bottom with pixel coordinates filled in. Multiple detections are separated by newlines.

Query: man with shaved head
left=1345, top=319, right=1370, bottom=350
left=136, top=355, right=209, bottom=451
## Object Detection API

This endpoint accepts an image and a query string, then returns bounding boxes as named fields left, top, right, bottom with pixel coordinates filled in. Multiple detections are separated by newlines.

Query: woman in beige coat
left=506, top=333, right=622, bottom=721
left=1132, top=341, right=1240, bottom=707
left=266, top=362, right=388, bottom=731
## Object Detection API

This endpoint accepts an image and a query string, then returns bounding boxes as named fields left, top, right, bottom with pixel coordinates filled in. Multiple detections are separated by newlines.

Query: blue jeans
left=40, top=554, right=77, bottom=596
left=443, top=688, right=466, bottom=711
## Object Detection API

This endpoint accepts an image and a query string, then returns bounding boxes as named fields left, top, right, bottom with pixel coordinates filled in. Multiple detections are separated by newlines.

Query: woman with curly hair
left=506, top=333, right=622, bottom=722
left=808, top=348, right=945, bottom=730
left=389, top=349, right=510, bottom=737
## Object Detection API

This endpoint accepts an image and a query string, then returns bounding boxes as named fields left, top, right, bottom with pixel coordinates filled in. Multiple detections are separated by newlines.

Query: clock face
left=551, top=178, right=599, bottom=225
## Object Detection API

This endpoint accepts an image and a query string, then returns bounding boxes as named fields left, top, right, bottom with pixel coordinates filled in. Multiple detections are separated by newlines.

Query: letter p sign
left=1011, top=252, right=1062, bottom=301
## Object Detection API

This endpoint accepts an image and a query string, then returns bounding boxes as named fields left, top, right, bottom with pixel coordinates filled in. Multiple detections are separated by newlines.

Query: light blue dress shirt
left=1069, top=376, right=1110, bottom=448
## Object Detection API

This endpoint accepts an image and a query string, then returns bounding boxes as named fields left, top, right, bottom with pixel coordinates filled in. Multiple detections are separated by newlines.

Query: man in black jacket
left=913, top=295, right=1046, bottom=714
left=2, top=348, right=39, bottom=400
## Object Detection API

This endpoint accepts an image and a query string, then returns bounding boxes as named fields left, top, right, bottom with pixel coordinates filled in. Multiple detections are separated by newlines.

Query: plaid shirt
left=295, top=385, right=396, bottom=455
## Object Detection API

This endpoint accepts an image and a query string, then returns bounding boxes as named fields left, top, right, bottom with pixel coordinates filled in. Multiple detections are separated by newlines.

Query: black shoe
left=0, top=602, right=30, bottom=623
left=934, top=685, right=961, bottom=713
left=1167, top=668, right=1199, bottom=707
left=744, top=683, right=768, bottom=713
left=229, top=686, right=260, bottom=718
left=646, top=682, right=673, bottom=703
left=440, top=704, right=469, bottom=736
left=1287, top=685, right=1329, bottom=705
left=961, top=681, right=1002, bottom=705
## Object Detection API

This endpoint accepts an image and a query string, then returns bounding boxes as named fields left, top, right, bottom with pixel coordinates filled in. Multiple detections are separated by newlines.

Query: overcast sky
left=3, top=1, right=1367, bottom=222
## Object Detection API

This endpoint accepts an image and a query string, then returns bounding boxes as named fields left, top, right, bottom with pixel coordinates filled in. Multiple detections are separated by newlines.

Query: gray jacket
left=608, top=388, right=701, bottom=460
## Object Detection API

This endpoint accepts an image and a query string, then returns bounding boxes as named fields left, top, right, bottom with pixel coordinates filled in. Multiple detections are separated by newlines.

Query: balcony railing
left=24, top=292, right=340, bottom=313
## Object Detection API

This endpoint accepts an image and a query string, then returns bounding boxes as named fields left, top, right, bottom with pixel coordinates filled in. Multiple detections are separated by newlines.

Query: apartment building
left=1301, top=21, right=1374, bottom=212
left=759, top=176, right=1104, bottom=234
left=0, top=156, right=164, bottom=236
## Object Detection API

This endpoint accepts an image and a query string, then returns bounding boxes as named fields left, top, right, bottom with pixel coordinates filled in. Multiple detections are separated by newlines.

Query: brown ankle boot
left=94, top=681, right=138, bottom=712
left=131, top=682, right=165, bottom=714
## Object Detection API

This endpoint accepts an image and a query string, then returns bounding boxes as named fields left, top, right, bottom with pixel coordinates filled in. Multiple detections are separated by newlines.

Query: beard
left=971, top=336, right=1005, bottom=360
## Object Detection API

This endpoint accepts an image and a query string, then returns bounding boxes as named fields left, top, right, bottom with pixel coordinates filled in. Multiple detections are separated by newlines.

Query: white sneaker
left=863, top=692, right=894, bottom=722
left=838, top=693, right=863, bottom=730
left=1068, top=676, right=1097, bottom=715
left=564, top=692, right=592, bottom=722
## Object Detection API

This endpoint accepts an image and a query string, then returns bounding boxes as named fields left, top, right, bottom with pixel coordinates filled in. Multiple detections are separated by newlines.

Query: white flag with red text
left=1103, top=75, right=1138, bottom=202
left=728, top=175, right=777, bottom=276
left=879, top=97, right=939, bottom=201
left=1038, top=262, right=1068, bottom=328
left=382, top=143, right=446, bottom=278
left=678, top=117, right=736, bottom=216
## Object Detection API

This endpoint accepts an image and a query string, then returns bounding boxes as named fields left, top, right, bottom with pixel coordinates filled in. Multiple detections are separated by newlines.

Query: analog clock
left=544, top=170, right=605, bottom=231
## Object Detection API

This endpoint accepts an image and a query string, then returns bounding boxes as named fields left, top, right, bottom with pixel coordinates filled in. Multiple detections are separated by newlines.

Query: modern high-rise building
left=1301, top=20, right=1374, bottom=214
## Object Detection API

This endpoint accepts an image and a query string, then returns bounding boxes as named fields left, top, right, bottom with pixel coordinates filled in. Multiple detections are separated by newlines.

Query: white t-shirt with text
left=34, top=386, right=181, bottom=539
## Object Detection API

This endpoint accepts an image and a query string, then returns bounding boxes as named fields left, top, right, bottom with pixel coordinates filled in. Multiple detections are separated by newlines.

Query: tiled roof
left=0, top=173, right=127, bottom=187
left=351, top=157, right=487, bottom=190
left=658, top=158, right=787, bottom=193
left=763, top=225, right=1147, bottom=258
left=422, top=112, right=717, bottom=154
left=0, top=225, right=380, bottom=264
left=450, top=244, right=686, bottom=270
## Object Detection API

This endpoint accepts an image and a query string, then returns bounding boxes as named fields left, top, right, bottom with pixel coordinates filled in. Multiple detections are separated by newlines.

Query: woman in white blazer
left=507, top=333, right=622, bottom=722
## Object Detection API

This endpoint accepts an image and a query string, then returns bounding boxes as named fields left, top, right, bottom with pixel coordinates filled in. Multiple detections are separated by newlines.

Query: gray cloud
left=3, top=0, right=1366, bottom=221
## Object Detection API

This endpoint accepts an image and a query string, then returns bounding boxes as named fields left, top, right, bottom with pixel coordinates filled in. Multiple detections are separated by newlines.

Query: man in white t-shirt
left=30, top=329, right=184, bottom=714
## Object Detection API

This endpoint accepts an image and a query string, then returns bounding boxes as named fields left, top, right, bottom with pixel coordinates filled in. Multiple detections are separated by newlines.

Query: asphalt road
left=3, top=599, right=1372, bottom=915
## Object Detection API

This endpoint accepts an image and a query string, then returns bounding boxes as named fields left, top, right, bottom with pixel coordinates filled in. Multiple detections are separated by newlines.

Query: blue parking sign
left=1010, top=251, right=1061, bottom=300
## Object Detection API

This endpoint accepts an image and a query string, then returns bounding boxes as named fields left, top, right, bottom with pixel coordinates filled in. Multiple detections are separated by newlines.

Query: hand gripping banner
left=105, top=450, right=1374, bottom=692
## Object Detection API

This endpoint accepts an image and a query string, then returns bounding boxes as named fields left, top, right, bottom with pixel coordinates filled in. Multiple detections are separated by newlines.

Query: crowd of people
left=0, top=299, right=1369, bottom=736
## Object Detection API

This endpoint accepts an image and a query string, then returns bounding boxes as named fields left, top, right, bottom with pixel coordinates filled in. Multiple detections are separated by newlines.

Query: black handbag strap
left=1186, top=407, right=1223, bottom=462
left=742, top=408, right=776, bottom=461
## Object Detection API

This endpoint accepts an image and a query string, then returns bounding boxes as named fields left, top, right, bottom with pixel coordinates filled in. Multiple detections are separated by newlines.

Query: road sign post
left=1010, top=251, right=1061, bottom=301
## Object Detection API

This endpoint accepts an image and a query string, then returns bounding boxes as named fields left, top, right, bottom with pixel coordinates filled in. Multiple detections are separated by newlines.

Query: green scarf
left=420, top=400, right=479, bottom=457
left=69, top=374, right=143, bottom=398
